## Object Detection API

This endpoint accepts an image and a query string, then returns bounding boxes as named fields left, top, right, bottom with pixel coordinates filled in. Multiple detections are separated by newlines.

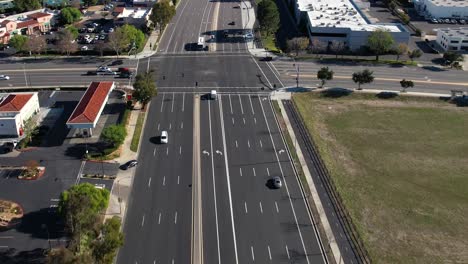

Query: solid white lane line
left=146, top=57, right=151, bottom=73
left=148, top=177, right=152, bottom=187
left=249, top=95, right=255, bottom=114
left=177, top=176, right=180, bottom=185
left=158, top=213, right=162, bottom=224
left=254, top=117, right=257, bottom=124
left=235, top=140, right=238, bottom=148
left=179, top=146, right=182, bottom=154
left=239, top=167, right=243, bottom=176
left=157, top=123, right=160, bottom=131
left=141, top=214, right=145, bottom=226
left=267, top=167, right=270, bottom=176
left=285, top=245, right=290, bottom=259
left=243, top=117, right=246, bottom=124
left=232, top=117, right=235, bottom=125
left=182, top=92, right=185, bottom=112
left=153, top=148, right=156, bottom=156
left=181, top=122, right=184, bottom=129
left=260, top=140, right=263, bottom=148
left=208, top=99, right=222, bottom=263
left=259, top=96, right=312, bottom=264
left=171, top=92, right=175, bottom=112
left=160, top=93, right=165, bottom=112
left=218, top=95, right=240, bottom=264
left=244, top=202, right=248, bottom=213
left=174, top=211, right=178, bottom=224
left=251, top=246, right=255, bottom=261
left=259, top=202, right=263, bottom=213
left=229, top=94, right=233, bottom=114
left=251, top=57, right=273, bottom=88
left=238, top=94, right=244, bottom=115
left=163, top=176, right=166, bottom=186
left=247, top=140, right=250, bottom=148
left=166, top=147, right=169, bottom=156
left=267, top=245, right=272, bottom=260
left=252, top=167, right=256, bottom=177
left=0, top=246, right=8, bottom=248
left=275, top=201, right=279, bottom=213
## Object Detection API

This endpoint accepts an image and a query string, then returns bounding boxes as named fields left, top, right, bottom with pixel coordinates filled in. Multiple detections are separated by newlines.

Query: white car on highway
left=96, top=66, right=116, bottom=75
left=0, top=75, right=10, bottom=80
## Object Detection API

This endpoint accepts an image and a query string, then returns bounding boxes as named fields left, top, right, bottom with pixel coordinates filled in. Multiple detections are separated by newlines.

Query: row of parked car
left=430, top=18, right=467, bottom=24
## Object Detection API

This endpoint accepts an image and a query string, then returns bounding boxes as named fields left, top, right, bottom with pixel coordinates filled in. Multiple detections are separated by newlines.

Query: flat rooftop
left=116, top=7, right=151, bottom=19
left=297, top=0, right=403, bottom=32
left=439, top=27, right=468, bottom=38
left=425, top=0, right=468, bottom=7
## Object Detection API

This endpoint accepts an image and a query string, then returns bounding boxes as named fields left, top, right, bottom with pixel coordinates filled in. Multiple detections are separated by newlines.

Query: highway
left=117, top=92, right=194, bottom=264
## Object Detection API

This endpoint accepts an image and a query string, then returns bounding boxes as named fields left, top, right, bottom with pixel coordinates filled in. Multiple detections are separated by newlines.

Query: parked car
left=99, top=34, right=106, bottom=40
left=244, top=33, right=254, bottom=39
left=81, top=46, right=89, bottom=51
left=430, top=18, right=438, bottom=24
left=0, top=75, right=10, bottom=80
left=108, top=27, right=114, bottom=33
left=460, top=19, right=467, bottom=24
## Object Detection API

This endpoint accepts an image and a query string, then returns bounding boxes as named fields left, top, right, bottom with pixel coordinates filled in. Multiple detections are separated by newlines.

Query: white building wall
left=18, top=93, right=40, bottom=126
left=436, top=28, right=468, bottom=51
left=415, top=0, right=468, bottom=19
left=0, top=117, right=20, bottom=136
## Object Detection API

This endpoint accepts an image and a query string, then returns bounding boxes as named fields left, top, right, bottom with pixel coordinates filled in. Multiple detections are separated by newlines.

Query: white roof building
left=290, top=0, right=409, bottom=50
left=414, top=0, right=468, bottom=19
left=113, top=7, right=152, bottom=27
left=436, top=27, right=468, bottom=51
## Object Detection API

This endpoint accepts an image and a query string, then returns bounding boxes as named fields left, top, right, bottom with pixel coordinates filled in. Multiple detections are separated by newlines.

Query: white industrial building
left=436, top=27, right=468, bottom=51
left=414, top=0, right=468, bottom=19
left=0, top=93, right=40, bottom=138
left=290, top=0, right=410, bottom=51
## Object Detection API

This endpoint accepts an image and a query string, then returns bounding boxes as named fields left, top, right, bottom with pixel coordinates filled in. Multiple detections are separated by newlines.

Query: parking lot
left=0, top=90, right=123, bottom=262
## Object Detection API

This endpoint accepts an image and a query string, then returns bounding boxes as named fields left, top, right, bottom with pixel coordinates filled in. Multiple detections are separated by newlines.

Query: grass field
left=293, top=92, right=468, bottom=263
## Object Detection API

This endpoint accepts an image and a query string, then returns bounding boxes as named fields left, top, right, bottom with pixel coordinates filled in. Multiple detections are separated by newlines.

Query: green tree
left=286, top=37, right=309, bottom=56
left=367, top=29, right=395, bottom=61
left=91, top=217, right=124, bottom=263
left=352, top=69, right=374, bottom=90
left=407, top=49, right=422, bottom=62
left=150, top=1, right=176, bottom=32
left=257, top=0, right=280, bottom=37
left=443, top=51, right=464, bottom=68
left=317, top=67, right=334, bottom=88
left=9, top=35, right=28, bottom=52
left=58, top=183, right=109, bottom=252
left=66, top=25, right=79, bottom=39
left=60, top=7, right=82, bottom=25
left=133, top=72, right=157, bottom=109
left=394, top=43, right=408, bottom=61
left=400, top=79, right=414, bottom=92
left=14, top=0, right=40, bottom=12
left=101, top=125, right=127, bottom=147
left=121, top=24, right=146, bottom=50
left=400, top=13, right=410, bottom=24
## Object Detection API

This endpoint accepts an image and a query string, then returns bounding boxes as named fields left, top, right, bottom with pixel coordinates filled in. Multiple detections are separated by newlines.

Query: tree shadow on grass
left=320, top=88, right=354, bottom=98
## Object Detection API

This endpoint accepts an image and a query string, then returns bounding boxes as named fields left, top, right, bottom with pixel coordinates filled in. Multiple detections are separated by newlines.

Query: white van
left=160, top=131, right=168, bottom=144
left=210, top=90, right=217, bottom=100
left=197, top=37, right=204, bottom=50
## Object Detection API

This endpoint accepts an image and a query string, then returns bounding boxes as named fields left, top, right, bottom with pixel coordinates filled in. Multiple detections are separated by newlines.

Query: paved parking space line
left=235, top=140, right=238, bottom=148
left=267, top=245, right=272, bottom=260
left=158, top=213, right=162, bottom=224
left=239, top=167, right=243, bottom=176
left=148, top=177, right=151, bottom=187
left=229, top=94, right=233, bottom=114
left=171, top=92, right=175, bottom=113
left=252, top=167, right=256, bottom=177
left=169, top=123, right=172, bottom=130
left=244, top=202, right=248, bottom=213
left=180, top=122, right=184, bottom=129
left=259, top=139, right=263, bottom=148
left=251, top=246, right=255, bottom=261
left=275, top=201, right=279, bottom=213
left=285, top=245, right=290, bottom=259
left=182, top=92, right=185, bottom=112
left=243, top=117, right=246, bottom=125
left=160, top=93, right=166, bottom=112
left=177, top=176, right=180, bottom=185
left=249, top=95, right=255, bottom=115
left=266, top=167, right=270, bottom=176
left=232, top=117, right=235, bottom=125
left=259, top=201, right=263, bottom=213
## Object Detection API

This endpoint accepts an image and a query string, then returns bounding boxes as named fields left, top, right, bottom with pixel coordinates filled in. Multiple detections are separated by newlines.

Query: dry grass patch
left=293, top=92, right=468, bottom=263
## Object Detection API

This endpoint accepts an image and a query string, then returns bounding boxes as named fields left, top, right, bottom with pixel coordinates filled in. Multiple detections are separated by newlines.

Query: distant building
left=66, top=82, right=115, bottom=137
left=113, top=6, right=152, bottom=27
left=414, top=0, right=468, bottom=19
left=132, top=0, right=157, bottom=8
left=289, top=0, right=410, bottom=51
left=0, top=93, right=40, bottom=138
left=436, top=27, right=468, bottom=51
left=0, top=10, right=53, bottom=44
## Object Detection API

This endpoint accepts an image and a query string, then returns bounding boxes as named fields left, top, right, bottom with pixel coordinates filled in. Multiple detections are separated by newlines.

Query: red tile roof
left=16, top=20, right=39, bottom=29
left=67, top=82, right=114, bottom=124
left=0, top=93, right=34, bottom=112
left=27, top=12, right=52, bottom=19
left=1, top=20, right=12, bottom=26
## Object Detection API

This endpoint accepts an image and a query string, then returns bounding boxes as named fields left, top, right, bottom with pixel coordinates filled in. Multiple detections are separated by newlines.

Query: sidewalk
left=104, top=108, right=140, bottom=221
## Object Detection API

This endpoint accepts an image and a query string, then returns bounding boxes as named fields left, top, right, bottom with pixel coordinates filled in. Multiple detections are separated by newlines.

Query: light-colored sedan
left=0, top=75, right=10, bottom=80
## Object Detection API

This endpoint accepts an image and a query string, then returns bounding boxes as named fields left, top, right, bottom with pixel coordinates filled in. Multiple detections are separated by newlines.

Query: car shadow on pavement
left=0, top=248, right=45, bottom=264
